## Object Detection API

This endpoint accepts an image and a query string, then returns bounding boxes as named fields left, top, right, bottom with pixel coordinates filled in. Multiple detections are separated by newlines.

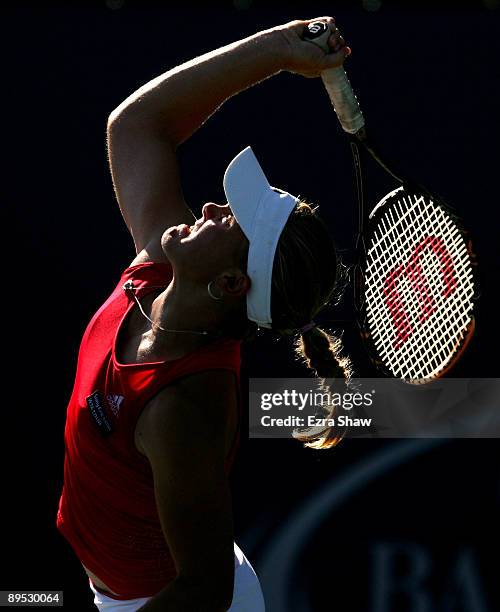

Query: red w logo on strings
left=383, top=236, right=457, bottom=349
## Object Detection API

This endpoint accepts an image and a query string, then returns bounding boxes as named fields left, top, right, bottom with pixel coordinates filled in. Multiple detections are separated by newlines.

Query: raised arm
left=106, top=17, right=348, bottom=263
left=107, top=27, right=285, bottom=262
left=135, top=370, right=239, bottom=611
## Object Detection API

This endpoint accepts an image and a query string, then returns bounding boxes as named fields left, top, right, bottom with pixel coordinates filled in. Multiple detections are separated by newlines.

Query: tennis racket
left=304, top=21, right=477, bottom=384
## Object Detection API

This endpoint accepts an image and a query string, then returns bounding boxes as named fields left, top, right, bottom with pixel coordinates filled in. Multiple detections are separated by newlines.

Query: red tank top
left=56, top=262, right=242, bottom=599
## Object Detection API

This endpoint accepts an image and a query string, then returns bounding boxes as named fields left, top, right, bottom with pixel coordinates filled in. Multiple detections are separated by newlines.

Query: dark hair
left=270, top=202, right=353, bottom=449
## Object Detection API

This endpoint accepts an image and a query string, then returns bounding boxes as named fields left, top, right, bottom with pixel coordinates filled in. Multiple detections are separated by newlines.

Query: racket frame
left=350, top=136, right=479, bottom=383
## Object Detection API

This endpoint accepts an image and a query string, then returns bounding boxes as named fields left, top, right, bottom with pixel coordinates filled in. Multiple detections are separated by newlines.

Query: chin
left=160, top=227, right=195, bottom=266
left=160, top=227, right=177, bottom=257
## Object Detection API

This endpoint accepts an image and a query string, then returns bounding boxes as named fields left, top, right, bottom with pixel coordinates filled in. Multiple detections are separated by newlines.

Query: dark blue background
left=4, top=2, right=499, bottom=610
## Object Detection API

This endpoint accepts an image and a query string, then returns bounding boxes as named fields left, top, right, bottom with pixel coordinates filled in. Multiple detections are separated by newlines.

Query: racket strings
left=364, top=189, right=474, bottom=381
left=370, top=236, right=472, bottom=375
left=376, top=276, right=472, bottom=378
left=367, top=206, right=471, bottom=330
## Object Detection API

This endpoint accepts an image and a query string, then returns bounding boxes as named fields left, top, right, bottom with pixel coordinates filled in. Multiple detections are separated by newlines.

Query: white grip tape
left=321, top=67, right=365, bottom=134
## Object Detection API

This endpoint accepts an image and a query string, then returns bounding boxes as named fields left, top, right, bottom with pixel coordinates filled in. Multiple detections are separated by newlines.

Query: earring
left=207, top=280, right=224, bottom=301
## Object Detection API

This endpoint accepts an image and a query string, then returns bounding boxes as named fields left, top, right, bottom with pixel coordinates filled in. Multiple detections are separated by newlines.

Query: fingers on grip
left=305, top=19, right=343, bottom=54
left=305, top=24, right=331, bottom=53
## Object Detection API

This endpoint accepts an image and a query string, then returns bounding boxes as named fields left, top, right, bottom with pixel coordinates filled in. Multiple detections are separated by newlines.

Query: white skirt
left=89, top=543, right=265, bottom=611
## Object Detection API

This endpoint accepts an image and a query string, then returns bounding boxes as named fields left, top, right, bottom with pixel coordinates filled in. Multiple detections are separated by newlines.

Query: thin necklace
left=123, top=280, right=210, bottom=336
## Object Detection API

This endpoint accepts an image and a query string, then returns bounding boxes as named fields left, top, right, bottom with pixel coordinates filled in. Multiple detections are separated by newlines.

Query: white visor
left=223, top=146, right=299, bottom=328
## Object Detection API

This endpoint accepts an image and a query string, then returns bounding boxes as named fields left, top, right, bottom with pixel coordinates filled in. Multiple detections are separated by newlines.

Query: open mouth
left=173, top=218, right=206, bottom=239
left=178, top=224, right=192, bottom=238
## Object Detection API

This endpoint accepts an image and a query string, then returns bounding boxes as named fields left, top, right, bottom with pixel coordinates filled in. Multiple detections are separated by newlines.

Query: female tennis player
left=56, top=16, right=351, bottom=612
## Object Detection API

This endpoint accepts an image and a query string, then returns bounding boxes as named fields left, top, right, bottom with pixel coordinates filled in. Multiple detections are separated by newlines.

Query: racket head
left=357, top=186, right=478, bottom=384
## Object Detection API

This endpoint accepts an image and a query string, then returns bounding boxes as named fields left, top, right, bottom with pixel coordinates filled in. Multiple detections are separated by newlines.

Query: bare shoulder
left=135, top=370, right=239, bottom=460
left=127, top=235, right=171, bottom=267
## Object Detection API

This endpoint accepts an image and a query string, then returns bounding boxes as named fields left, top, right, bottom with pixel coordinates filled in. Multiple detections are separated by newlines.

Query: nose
left=202, top=203, right=230, bottom=221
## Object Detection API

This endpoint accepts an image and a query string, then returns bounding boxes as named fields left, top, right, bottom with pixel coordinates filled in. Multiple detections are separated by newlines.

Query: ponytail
left=268, top=200, right=354, bottom=449
left=293, top=326, right=353, bottom=449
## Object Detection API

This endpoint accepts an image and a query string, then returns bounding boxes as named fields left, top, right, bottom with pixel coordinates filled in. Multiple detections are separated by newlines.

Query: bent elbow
left=107, top=109, right=119, bottom=132
left=106, top=105, right=172, bottom=144
left=107, top=105, right=130, bottom=133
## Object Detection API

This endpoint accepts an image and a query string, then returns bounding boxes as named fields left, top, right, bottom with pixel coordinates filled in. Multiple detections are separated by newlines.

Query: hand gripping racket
left=305, top=21, right=477, bottom=384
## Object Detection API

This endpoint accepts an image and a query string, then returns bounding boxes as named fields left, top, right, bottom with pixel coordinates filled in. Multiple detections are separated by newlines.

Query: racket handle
left=321, top=67, right=365, bottom=135
left=304, top=21, right=365, bottom=135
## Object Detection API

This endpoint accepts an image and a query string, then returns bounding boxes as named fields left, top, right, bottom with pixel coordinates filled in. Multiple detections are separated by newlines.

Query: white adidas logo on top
left=107, top=394, right=124, bottom=416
